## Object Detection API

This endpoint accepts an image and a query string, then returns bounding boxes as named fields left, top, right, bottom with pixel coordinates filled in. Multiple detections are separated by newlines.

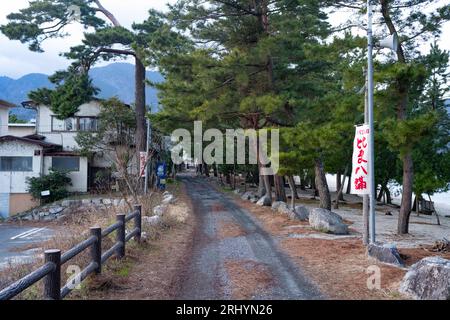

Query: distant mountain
left=0, top=63, right=163, bottom=121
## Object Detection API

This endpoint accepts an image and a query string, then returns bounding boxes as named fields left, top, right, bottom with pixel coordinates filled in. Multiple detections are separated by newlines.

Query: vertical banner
left=140, top=152, right=148, bottom=178
left=351, top=124, right=371, bottom=195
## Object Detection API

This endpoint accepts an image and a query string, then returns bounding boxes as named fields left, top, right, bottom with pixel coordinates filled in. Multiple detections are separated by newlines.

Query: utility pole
left=367, top=0, right=376, bottom=243
left=363, top=68, right=370, bottom=246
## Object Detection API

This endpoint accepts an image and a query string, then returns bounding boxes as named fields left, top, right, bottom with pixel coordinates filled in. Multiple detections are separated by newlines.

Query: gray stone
left=38, top=212, right=46, bottom=218
left=43, top=214, right=56, bottom=221
left=367, top=243, right=404, bottom=267
left=278, top=203, right=292, bottom=215
left=82, top=199, right=92, bottom=205
left=293, top=205, right=310, bottom=221
left=153, top=205, right=167, bottom=216
left=91, top=198, right=102, bottom=206
left=61, top=200, right=82, bottom=207
left=399, top=257, right=450, bottom=300
left=256, top=195, right=272, bottom=207
left=271, top=201, right=286, bottom=211
left=233, top=189, right=241, bottom=195
left=309, top=208, right=349, bottom=235
left=250, top=197, right=258, bottom=203
left=102, top=198, right=112, bottom=205
left=113, top=199, right=121, bottom=206
left=162, top=194, right=175, bottom=204
left=143, top=216, right=161, bottom=226
left=49, top=206, right=64, bottom=215
left=241, top=191, right=255, bottom=201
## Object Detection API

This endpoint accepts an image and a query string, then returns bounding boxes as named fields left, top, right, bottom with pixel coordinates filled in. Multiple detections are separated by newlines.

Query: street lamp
left=366, top=0, right=399, bottom=244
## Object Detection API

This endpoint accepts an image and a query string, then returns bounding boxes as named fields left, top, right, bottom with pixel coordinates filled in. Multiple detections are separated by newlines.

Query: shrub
left=27, top=170, right=72, bottom=203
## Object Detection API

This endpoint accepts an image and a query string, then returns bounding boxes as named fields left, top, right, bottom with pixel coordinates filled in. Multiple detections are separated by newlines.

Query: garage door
left=0, top=193, right=9, bottom=219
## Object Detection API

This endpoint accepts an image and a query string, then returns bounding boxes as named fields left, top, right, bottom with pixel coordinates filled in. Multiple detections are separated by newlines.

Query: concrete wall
left=37, top=102, right=101, bottom=151
left=8, top=125, right=36, bottom=137
left=9, top=193, right=39, bottom=216
left=0, top=141, right=43, bottom=194
left=0, top=107, right=9, bottom=137
left=43, top=156, right=89, bottom=193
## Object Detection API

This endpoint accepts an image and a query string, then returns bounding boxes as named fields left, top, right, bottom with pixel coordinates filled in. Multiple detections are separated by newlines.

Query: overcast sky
left=0, top=0, right=449, bottom=79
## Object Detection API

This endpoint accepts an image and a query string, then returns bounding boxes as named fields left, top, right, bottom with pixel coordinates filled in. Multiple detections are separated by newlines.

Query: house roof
left=0, top=135, right=62, bottom=151
left=0, top=100, right=16, bottom=108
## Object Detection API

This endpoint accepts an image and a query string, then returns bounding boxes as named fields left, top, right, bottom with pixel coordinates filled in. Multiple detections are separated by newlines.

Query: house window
left=79, top=117, right=98, bottom=132
left=52, top=117, right=77, bottom=132
left=52, top=157, right=80, bottom=172
left=0, top=157, right=33, bottom=172
left=51, top=116, right=98, bottom=132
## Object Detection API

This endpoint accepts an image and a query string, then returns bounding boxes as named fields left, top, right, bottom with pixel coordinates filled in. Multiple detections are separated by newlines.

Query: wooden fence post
left=134, top=204, right=142, bottom=242
left=116, top=214, right=126, bottom=258
left=90, top=227, right=102, bottom=274
left=44, top=249, right=61, bottom=300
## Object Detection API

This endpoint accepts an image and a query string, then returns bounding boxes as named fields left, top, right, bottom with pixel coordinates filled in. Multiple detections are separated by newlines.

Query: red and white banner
left=351, top=124, right=370, bottom=195
left=139, top=152, right=148, bottom=178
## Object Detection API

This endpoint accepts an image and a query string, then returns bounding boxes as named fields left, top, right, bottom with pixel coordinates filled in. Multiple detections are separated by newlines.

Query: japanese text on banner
left=351, top=124, right=370, bottom=195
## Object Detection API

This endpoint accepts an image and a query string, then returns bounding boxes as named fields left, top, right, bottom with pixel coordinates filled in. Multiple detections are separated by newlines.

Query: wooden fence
left=0, top=204, right=142, bottom=300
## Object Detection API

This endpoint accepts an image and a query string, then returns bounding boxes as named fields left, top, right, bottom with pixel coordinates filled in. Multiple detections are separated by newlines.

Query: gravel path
left=176, top=175, right=323, bottom=300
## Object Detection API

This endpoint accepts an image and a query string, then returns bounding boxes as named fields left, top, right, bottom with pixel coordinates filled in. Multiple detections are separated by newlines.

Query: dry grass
left=70, top=182, right=196, bottom=300
left=0, top=190, right=166, bottom=300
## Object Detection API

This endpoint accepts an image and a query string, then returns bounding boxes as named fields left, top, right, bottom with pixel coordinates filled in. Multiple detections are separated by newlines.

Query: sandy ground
left=212, top=177, right=450, bottom=300
left=176, top=174, right=323, bottom=300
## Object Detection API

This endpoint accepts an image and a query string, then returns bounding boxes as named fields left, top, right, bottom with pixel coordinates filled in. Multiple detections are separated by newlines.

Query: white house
left=0, top=100, right=110, bottom=218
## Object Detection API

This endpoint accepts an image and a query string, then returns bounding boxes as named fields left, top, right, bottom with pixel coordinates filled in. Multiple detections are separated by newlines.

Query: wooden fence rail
left=0, top=204, right=142, bottom=300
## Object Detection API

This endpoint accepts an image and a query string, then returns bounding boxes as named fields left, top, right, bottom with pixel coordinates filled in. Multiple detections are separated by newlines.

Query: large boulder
left=309, top=208, right=349, bottom=235
left=256, top=195, right=272, bottom=207
left=293, top=205, right=310, bottom=221
left=272, top=201, right=287, bottom=211
left=278, top=203, right=292, bottom=215
left=400, top=257, right=450, bottom=300
left=241, top=191, right=255, bottom=201
left=367, top=243, right=404, bottom=267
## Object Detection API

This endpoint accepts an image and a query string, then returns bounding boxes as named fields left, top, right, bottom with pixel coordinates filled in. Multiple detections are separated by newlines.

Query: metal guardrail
left=0, top=204, right=142, bottom=300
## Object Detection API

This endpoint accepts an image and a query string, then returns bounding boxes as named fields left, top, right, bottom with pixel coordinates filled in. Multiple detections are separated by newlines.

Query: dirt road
left=177, top=175, right=323, bottom=300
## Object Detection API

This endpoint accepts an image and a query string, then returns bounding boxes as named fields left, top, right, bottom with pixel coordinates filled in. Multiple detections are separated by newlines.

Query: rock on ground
left=367, top=243, right=404, bottom=267
left=241, top=191, right=255, bottom=201
left=400, top=256, right=450, bottom=300
left=309, top=208, right=349, bottom=235
left=153, top=205, right=168, bottom=216
left=271, top=201, right=286, bottom=211
left=293, top=205, right=310, bottom=221
left=256, top=195, right=272, bottom=207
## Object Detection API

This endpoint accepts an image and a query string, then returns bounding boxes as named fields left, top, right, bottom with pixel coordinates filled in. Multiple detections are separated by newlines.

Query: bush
left=27, top=170, right=72, bottom=204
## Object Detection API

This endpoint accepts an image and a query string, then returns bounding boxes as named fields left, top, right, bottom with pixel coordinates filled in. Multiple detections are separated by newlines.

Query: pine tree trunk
left=398, top=153, right=414, bottom=234
left=334, top=166, right=348, bottom=209
left=263, top=174, right=272, bottom=202
left=315, top=158, right=331, bottom=210
left=287, top=176, right=299, bottom=199
left=287, top=176, right=297, bottom=209
left=336, top=171, right=342, bottom=194
left=346, top=174, right=352, bottom=194
left=274, top=175, right=287, bottom=202
left=135, top=57, right=147, bottom=161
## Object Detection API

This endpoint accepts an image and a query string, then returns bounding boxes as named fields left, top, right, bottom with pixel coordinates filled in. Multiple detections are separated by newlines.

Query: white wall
left=0, top=141, right=42, bottom=194
left=37, top=102, right=102, bottom=151
left=43, top=156, right=88, bottom=193
left=8, top=125, right=36, bottom=137
left=0, top=108, right=9, bottom=137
